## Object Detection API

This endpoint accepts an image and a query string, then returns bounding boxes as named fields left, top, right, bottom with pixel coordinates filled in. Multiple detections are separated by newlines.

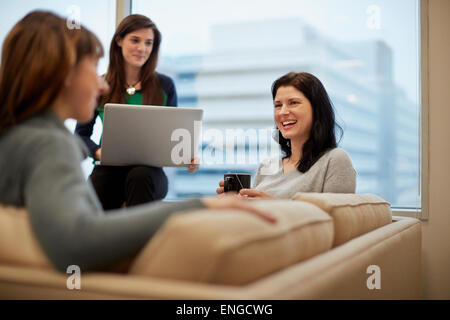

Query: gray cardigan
left=253, top=148, right=357, bottom=199
left=0, top=110, right=204, bottom=272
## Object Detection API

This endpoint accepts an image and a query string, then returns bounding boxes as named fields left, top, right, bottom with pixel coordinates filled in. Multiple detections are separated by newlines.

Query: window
left=0, top=1, right=422, bottom=211
left=132, top=0, right=421, bottom=209
left=0, top=0, right=115, bottom=79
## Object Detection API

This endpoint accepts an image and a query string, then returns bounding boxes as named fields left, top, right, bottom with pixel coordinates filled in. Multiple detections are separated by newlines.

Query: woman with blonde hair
left=75, top=14, right=191, bottom=210
left=0, top=11, right=275, bottom=272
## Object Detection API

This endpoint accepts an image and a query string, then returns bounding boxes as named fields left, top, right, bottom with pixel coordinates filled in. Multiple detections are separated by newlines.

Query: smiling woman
left=117, top=28, right=155, bottom=93
left=134, top=0, right=421, bottom=208
left=274, top=86, right=314, bottom=153
left=217, top=72, right=357, bottom=199
left=74, top=14, right=197, bottom=210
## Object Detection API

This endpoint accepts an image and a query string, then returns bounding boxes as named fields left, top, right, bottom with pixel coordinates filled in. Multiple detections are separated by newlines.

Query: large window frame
left=115, top=0, right=429, bottom=220
left=393, top=0, right=429, bottom=220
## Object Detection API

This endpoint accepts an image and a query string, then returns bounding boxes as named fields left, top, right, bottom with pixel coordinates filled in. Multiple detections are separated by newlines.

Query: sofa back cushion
left=292, top=193, right=392, bottom=246
left=129, top=200, right=334, bottom=285
left=0, top=205, right=52, bottom=268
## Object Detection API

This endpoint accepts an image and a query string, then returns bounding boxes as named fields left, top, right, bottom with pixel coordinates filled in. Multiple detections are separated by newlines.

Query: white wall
left=421, top=0, right=450, bottom=299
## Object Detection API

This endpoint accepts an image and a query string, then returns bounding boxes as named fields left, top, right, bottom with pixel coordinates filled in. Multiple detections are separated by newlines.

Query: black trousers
left=89, top=165, right=168, bottom=210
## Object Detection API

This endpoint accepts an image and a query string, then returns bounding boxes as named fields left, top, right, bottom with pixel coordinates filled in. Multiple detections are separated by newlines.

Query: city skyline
left=158, top=16, right=419, bottom=208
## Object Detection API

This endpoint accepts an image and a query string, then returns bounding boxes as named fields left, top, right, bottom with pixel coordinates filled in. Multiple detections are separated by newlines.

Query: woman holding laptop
left=0, top=11, right=275, bottom=272
left=75, top=14, right=194, bottom=210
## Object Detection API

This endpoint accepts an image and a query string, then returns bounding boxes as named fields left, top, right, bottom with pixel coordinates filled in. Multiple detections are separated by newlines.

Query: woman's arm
left=239, top=189, right=275, bottom=199
left=158, top=73, right=178, bottom=107
left=74, top=109, right=100, bottom=158
left=24, top=131, right=275, bottom=272
left=166, top=79, right=177, bottom=107
left=23, top=132, right=205, bottom=271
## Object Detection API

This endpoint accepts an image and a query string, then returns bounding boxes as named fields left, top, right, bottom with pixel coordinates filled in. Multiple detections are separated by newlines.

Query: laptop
left=100, top=104, right=203, bottom=167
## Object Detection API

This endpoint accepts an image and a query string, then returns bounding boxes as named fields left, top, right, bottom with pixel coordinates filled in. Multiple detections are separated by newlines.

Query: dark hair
left=271, top=72, right=342, bottom=173
left=0, top=10, right=103, bottom=131
left=99, top=14, right=163, bottom=106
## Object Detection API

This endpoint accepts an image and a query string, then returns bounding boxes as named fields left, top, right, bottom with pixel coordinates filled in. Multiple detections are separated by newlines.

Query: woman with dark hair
left=0, top=11, right=275, bottom=272
left=75, top=14, right=196, bottom=210
left=217, top=72, right=356, bottom=199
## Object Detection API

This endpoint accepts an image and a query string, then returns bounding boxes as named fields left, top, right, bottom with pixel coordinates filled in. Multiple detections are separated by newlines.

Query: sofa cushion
left=292, top=193, right=392, bottom=246
left=0, top=206, right=52, bottom=268
left=129, top=200, right=334, bottom=285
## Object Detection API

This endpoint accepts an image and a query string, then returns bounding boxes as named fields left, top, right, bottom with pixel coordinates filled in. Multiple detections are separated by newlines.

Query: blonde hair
left=0, top=10, right=103, bottom=131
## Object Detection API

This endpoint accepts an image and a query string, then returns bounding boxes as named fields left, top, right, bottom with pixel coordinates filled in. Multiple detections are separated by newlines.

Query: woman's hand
left=215, top=179, right=239, bottom=195
left=239, top=188, right=275, bottom=199
left=216, top=180, right=225, bottom=194
left=201, top=194, right=276, bottom=223
left=94, top=148, right=102, bottom=161
left=188, top=157, right=200, bottom=173
left=216, top=182, right=273, bottom=199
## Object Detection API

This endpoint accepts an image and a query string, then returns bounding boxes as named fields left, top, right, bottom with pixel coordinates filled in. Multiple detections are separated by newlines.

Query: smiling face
left=117, top=28, right=154, bottom=69
left=274, top=85, right=314, bottom=144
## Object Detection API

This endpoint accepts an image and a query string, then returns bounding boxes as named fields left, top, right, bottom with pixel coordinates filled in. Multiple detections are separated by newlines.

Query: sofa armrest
left=242, top=217, right=422, bottom=299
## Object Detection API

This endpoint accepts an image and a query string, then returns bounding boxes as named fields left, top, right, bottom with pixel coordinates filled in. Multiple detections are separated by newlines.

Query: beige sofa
left=0, top=193, right=421, bottom=300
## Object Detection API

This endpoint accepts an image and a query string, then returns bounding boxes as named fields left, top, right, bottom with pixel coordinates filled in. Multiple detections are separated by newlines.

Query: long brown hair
left=0, top=10, right=103, bottom=132
left=272, top=72, right=343, bottom=173
left=99, top=14, right=163, bottom=107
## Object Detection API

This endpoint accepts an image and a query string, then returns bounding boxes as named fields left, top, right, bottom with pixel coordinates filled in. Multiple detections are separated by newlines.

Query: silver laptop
left=100, top=104, right=203, bottom=167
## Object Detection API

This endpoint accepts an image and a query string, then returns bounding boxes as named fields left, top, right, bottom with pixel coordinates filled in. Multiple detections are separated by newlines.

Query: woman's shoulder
left=326, top=147, right=351, bottom=159
left=9, top=114, right=67, bottom=142
left=0, top=119, right=83, bottom=181
left=15, top=114, right=82, bottom=156
left=156, top=72, right=175, bottom=87
left=322, top=148, right=354, bottom=169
